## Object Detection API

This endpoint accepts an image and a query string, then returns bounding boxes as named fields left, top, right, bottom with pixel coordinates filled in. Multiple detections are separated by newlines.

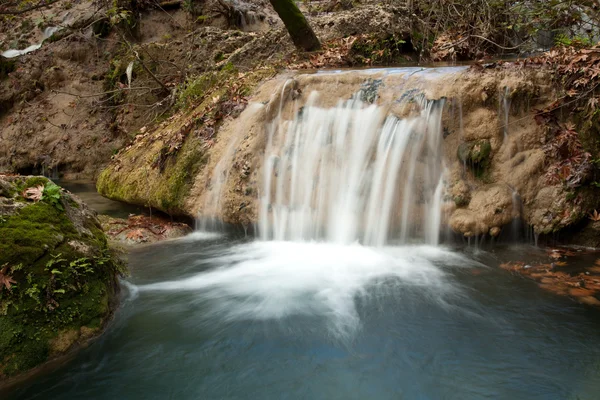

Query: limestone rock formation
left=449, top=184, right=516, bottom=237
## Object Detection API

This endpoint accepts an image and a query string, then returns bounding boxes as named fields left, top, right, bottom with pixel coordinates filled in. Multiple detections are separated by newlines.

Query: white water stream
left=260, top=90, right=447, bottom=246
left=1, top=26, right=60, bottom=58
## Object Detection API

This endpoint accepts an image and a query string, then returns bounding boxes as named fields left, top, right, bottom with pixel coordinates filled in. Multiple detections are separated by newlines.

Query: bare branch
left=0, top=0, right=60, bottom=15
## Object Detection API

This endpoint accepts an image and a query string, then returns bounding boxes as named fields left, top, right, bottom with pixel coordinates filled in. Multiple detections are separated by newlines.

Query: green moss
left=0, top=317, right=49, bottom=376
left=24, top=176, right=49, bottom=188
left=97, top=67, right=276, bottom=217
left=157, top=139, right=207, bottom=213
left=0, top=202, right=75, bottom=267
left=453, top=195, right=469, bottom=208
left=458, top=139, right=492, bottom=179
left=0, top=181, right=123, bottom=378
left=176, top=68, right=236, bottom=110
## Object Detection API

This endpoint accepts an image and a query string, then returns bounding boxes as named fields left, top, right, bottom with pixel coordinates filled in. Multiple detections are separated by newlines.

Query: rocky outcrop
left=96, top=67, right=276, bottom=217
left=0, top=175, right=124, bottom=383
left=449, top=184, right=516, bottom=237
left=97, top=64, right=600, bottom=244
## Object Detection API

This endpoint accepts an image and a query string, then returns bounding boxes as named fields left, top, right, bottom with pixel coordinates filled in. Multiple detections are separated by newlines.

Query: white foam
left=178, top=231, right=223, bottom=242
left=120, top=279, right=139, bottom=301
left=136, top=241, right=473, bottom=336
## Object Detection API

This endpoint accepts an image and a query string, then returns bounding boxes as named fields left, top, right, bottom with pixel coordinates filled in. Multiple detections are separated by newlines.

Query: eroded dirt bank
left=0, top=0, right=413, bottom=178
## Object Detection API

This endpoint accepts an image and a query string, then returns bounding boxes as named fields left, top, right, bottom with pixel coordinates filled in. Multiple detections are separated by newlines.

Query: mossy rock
left=458, top=139, right=492, bottom=178
left=0, top=175, right=125, bottom=382
left=97, top=67, right=276, bottom=217
left=453, top=195, right=470, bottom=208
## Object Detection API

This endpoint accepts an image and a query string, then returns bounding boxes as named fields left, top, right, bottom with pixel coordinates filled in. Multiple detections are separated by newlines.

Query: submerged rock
left=99, top=215, right=192, bottom=245
left=0, top=175, right=124, bottom=383
left=500, top=249, right=600, bottom=307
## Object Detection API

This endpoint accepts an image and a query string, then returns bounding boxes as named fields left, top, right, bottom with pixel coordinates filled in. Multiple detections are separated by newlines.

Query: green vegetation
left=0, top=177, right=124, bottom=378
left=42, top=182, right=63, bottom=210
left=98, top=66, right=275, bottom=216
left=554, top=33, right=594, bottom=49
left=458, top=140, right=492, bottom=179
left=176, top=63, right=238, bottom=110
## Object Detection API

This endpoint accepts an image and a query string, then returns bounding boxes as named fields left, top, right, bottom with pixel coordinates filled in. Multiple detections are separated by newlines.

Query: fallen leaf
left=0, top=265, right=16, bottom=292
left=23, top=185, right=44, bottom=202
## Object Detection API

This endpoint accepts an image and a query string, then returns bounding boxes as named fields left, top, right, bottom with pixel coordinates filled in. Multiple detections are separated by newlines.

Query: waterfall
left=198, top=103, right=264, bottom=231
left=259, top=90, right=447, bottom=246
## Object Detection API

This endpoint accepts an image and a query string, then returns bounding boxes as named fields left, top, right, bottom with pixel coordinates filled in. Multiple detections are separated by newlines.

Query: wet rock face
left=449, top=184, right=516, bottom=237
left=457, top=139, right=491, bottom=175
left=0, top=175, right=124, bottom=383
left=98, top=65, right=574, bottom=242
left=570, top=221, right=600, bottom=248
left=529, top=186, right=596, bottom=235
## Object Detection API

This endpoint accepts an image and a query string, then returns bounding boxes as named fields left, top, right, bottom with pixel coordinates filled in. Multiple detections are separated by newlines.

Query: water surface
left=4, top=235, right=600, bottom=400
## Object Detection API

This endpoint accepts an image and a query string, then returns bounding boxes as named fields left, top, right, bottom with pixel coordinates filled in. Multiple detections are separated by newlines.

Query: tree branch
left=0, top=0, right=60, bottom=15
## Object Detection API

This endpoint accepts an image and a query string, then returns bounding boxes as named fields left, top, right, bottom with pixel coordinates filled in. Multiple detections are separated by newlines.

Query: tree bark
left=269, top=0, right=321, bottom=51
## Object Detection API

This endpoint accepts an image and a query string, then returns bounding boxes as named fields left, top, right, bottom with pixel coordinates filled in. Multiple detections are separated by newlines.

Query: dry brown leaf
left=0, top=265, right=16, bottom=293
left=549, top=251, right=562, bottom=260
left=23, top=185, right=44, bottom=202
left=554, top=261, right=568, bottom=267
left=589, top=210, right=600, bottom=222
left=125, top=229, right=146, bottom=241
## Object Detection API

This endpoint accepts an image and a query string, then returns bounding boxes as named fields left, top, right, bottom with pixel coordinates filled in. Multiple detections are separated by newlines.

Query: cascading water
left=259, top=90, right=447, bottom=246
left=1, top=26, right=60, bottom=58
left=197, top=103, right=264, bottom=232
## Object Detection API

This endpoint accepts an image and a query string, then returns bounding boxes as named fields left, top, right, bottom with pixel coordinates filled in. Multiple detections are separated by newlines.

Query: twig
left=115, top=28, right=170, bottom=93
left=470, top=34, right=521, bottom=50
left=0, top=0, right=60, bottom=15
left=51, top=86, right=159, bottom=98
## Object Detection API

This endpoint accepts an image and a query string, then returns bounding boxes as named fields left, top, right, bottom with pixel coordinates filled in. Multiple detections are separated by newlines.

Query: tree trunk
left=269, top=0, right=321, bottom=51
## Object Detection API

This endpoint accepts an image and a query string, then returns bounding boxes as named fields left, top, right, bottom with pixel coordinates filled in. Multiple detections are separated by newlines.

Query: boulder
left=0, top=175, right=125, bottom=382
